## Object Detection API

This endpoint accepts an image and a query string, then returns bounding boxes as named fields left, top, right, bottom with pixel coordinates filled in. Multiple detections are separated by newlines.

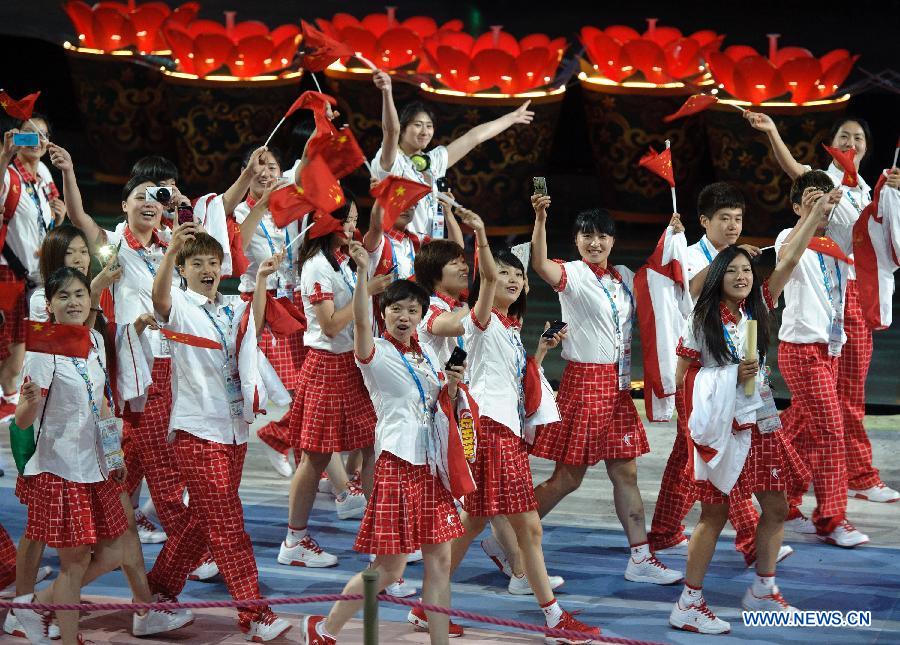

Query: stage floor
left=1, top=402, right=898, bottom=644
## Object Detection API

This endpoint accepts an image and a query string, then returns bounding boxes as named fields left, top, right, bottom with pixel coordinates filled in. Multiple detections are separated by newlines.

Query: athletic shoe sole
left=625, top=571, right=683, bottom=585
left=850, top=492, right=899, bottom=503
left=669, top=618, right=730, bottom=635
left=817, top=535, right=870, bottom=548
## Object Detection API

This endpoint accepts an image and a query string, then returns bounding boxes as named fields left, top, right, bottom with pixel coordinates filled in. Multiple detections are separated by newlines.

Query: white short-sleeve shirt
left=369, top=230, right=425, bottom=281
left=23, top=330, right=110, bottom=483
left=164, top=287, right=250, bottom=444
left=685, top=236, right=719, bottom=283
left=299, top=250, right=356, bottom=353
left=775, top=227, right=847, bottom=346
left=233, top=200, right=299, bottom=293
left=553, top=261, right=635, bottom=365
left=371, top=145, right=449, bottom=238
left=356, top=337, right=443, bottom=466
left=462, top=309, right=526, bottom=437
left=418, top=292, right=465, bottom=368
left=0, top=161, right=56, bottom=284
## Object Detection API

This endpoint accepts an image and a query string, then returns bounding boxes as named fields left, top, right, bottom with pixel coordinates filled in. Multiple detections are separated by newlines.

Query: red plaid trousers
left=0, top=523, right=16, bottom=589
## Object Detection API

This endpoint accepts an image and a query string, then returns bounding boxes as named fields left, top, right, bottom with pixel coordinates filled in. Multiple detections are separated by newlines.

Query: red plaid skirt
left=0, top=265, right=27, bottom=355
left=694, top=426, right=812, bottom=504
left=532, top=362, right=649, bottom=465
left=287, top=349, right=375, bottom=453
left=259, top=329, right=307, bottom=391
left=462, top=417, right=537, bottom=517
left=355, top=452, right=463, bottom=554
left=22, top=473, right=127, bottom=548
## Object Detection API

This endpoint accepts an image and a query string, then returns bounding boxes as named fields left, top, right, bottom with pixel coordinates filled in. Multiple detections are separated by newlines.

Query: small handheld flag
left=822, top=144, right=859, bottom=188
left=25, top=320, right=92, bottom=358
left=370, top=175, right=431, bottom=231
left=663, top=94, right=718, bottom=122
left=638, top=141, right=676, bottom=212
left=161, top=328, right=222, bottom=350
left=0, top=90, right=40, bottom=121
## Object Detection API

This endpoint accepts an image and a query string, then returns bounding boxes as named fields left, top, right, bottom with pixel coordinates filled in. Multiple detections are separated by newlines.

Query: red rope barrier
left=0, top=594, right=665, bottom=645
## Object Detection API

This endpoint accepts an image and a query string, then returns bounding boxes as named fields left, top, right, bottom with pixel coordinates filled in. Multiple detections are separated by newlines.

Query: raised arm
left=0, top=130, right=19, bottom=173
left=253, top=253, right=281, bottom=334
left=744, top=111, right=806, bottom=180
left=153, top=222, right=198, bottom=322
left=769, top=189, right=841, bottom=299
left=349, top=240, right=374, bottom=359
left=440, top=192, right=464, bottom=247
left=223, top=146, right=266, bottom=216
left=458, top=209, right=497, bottom=327
left=373, top=70, right=401, bottom=172
left=530, top=193, right=562, bottom=287
left=238, top=178, right=291, bottom=251
left=446, top=101, right=534, bottom=168
left=48, top=143, right=104, bottom=244
left=362, top=195, right=384, bottom=252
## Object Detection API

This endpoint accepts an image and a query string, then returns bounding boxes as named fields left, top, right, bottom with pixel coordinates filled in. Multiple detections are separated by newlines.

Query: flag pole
left=285, top=219, right=316, bottom=252
left=892, top=143, right=899, bottom=169
left=665, top=139, right=677, bottom=213
left=263, top=117, right=285, bottom=149
left=310, top=72, right=323, bottom=93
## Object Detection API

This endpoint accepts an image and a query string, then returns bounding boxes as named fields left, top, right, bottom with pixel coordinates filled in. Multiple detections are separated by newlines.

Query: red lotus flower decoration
left=421, top=26, right=567, bottom=95
left=706, top=36, right=858, bottom=104
left=580, top=18, right=724, bottom=84
left=314, top=8, right=464, bottom=71
left=161, top=12, right=301, bottom=78
left=63, top=1, right=199, bottom=54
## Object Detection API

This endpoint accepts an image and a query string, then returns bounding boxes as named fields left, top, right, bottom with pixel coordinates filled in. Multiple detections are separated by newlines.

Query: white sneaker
left=318, top=473, right=335, bottom=495
left=747, top=544, right=793, bottom=568
left=132, top=605, right=194, bottom=636
left=242, top=609, right=291, bottom=642
left=741, top=585, right=799, bottom=613
left=188, top=556, right=219, bottom=581
left=669, top=598, right=730, bottom=634
left=385, top=578, right=417, bottom=598
left=818, top=519, right=869, bottom=548
left=508, top=572, right=565, bottom=595
left=407, top=549, right=423, bottom=564
left=784, top=510, right=816, bottom=534
left=625, top=554, right=684, bottom=585
left=335, top=484, right=367, bottom=520
left=134, top=509, right=167, bottom=544
left=481, top=535, right=513, bottom=577
left=277, top=535, right=338, bottom=568
left=654, top=536, right=689, bottom=557
left=11, top=595, right=52, bottom=645
left=2, top=566, right=54, bottom=599
left=849, top=483, right=900, bottom=503
left=4, top=611, right=60, bottom=639
left=261, top=442, right=293, bottom=478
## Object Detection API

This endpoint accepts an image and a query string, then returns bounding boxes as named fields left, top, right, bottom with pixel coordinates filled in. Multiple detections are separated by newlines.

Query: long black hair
left=691, top=246, right=770, bottom=366
left=467, top=247, right=527, bottom=321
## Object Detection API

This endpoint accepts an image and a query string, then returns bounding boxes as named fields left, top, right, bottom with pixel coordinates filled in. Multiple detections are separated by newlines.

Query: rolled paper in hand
left=744, top=319, right=758, bottom=396
left=436, top=192, right=463, bottom=209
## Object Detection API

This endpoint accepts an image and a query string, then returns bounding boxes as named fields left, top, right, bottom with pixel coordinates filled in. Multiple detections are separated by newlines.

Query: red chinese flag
left=306, top=126, right=366, bottom=179
left=161, top=328, right=222, bottom=350
left=0, top=280, right=25, bottom=312
left=638, top=146, right=675, bottom=187
left=0, top=91, right=40, bottom=121
left=269, top=183, right=315, bottom=228
left=225, top=217, right=250, bottom=279
left=265, top=293, right=307, bottom=338
left=370, top=175, right=431, bottom=231
left=663, top=94, right=718, bottom=123
left=284, top=90, right=338, bottom=120
left=300, top=154, right=345, bottom=214
left=25, top=320, right=92, bottom=358
left=307, top=211, right=344, bottom=240
left=808, top=236, right=854, bottom=265
left=822, top=144, right=859, bottom=188
left=300, top=20, right=355, bottom=72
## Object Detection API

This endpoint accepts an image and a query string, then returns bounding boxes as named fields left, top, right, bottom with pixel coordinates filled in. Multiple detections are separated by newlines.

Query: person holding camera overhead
left=370, top=69, right=534, bottom=239
left=0, top=114, right=66, bottom=424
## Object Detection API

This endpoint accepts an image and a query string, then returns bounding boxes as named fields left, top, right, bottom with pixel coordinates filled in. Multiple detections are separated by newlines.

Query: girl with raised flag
left=280, top=205, right=391, bottom=568
left=746, top=112, right=900, bottom=509
left=301, top=242, right=472, bottom=645
left=371, top=69, right=533, bottom=239
left=522, top=194, right=683, bottom=586
left=668, top=186, right=834, bottom=634
left=147, top=225, right=291, bottom=641
left=11, top=267, right=192, bottom=645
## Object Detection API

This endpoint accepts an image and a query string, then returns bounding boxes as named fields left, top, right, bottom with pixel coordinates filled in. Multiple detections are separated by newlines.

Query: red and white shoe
left=317, top=473, right=334, bottom=495
left=334, top=483, right=366, bottom=520
left=300, top=615, right=335, bottom=644
left=742, top=586, right=799, bottom=613
left=818, top=519, right=869, bottom=548
left=669, top=598, right=730, bottom=634
left=11, top=595, right=52, bottom=645
left=746, top=545, right=793, bottom=568
left=3, top=611, right=60, bottom=640
left=481, top=535, right=513, bottom=577
left=654, top=536, right=689, bottom=557
left=240, top=609, right=291, bottom=642
left=407, top=605, right=464, bottom=638
left=784, top=508, right=816, bottom=534
left=545, top=610, right=601, bottom=644
left=624, top=554, right=683, bottom=585
left=277, top=535, right=338, bottom=567
left=849, top=482, right=900, bottom=503
left=188, top=555, right=219, bottom=581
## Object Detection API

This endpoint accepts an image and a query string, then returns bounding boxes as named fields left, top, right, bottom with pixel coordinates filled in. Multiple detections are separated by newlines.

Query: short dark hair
left=380, top=279, right=430, bottom=316
left=39, top=224, right=92, bottom=284
left=790, top=169, right=835, bottom=205
left=175, top=232, right=224, bottom=266
left=573, top=208, right=616, bottom=239
left=697, top=182, right=745, bottom=221
left=130, top=156, right=179, bottom=184
left=122, top=174, right=155, bottom=201
left=828, top=117, right=872, bottom=162
left=414, top=239, right=466, bottom=294
left=399, top=101, right=436, bottom=135
left=20, top=111, right=52, bottom=140
left=45, top=266, right=91, bottom=303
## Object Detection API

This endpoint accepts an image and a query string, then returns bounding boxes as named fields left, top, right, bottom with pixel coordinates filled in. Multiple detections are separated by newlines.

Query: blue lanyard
left=387, top=236, right=415, bottom=279
left=136, top=247, right=158, bottom=277
left=338, top=261, right=357, bottom=294
left=23, top=181, right=52, bottom=236
left=69, top=336, right=113, bottom=421
left=499, top=320, right=527, bottom=425
left=394, top=345, right=439, bottom=418
left=594, top=272, right=634, bottom=345
left=201, top=304, right=235, bottom=360
left=698, top=238, right=714, bottom=264
left=722, top=308, right=752, bottom=363
left=259, top=221, right=293, bottom=265
left=816, top=252, right=842, bottom=312
left=844, top=189, right=863, bottom=215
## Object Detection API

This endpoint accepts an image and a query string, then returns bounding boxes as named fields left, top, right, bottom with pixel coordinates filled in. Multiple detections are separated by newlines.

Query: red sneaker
left=546, top=610, right=601, bottom=644
left=407, top=605, right=464, bottom=638
left=300, top=615, right=335, bottom=644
